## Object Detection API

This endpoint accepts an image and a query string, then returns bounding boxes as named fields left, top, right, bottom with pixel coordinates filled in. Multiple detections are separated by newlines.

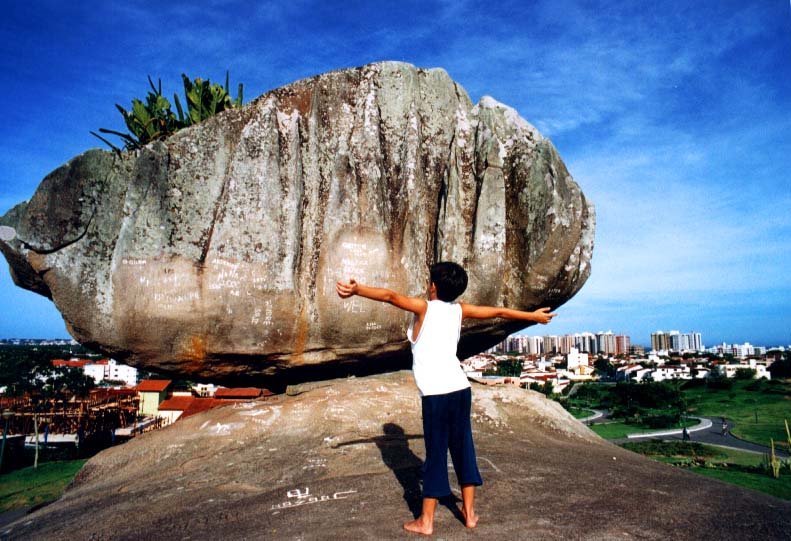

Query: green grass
left=622, top=440, right=790, bottom=500
left=622, top=440, right=765, bottom=465
left=690, top=468, right=791, bottom=501
left=704, top=446, right=766, bottom=466
left=0, top=460, right=86, bottom=513
left=622, top=440, right=725, bottom=458
left=568, top=407, right=595, bottom=419
left=590, top=418, right=697, bottom=440
left=683, top=379, right=791, bottom=450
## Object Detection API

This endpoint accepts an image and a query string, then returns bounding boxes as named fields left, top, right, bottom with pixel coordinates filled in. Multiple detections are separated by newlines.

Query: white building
left=566, top=348, right=588, bottom=371
left=83, top=359, right=138, bottom=387
left=716, top=360, right=771, bottom=380
left=192, top=383, right=221, bottom=397
left=651, top=365, right=692, bottom=381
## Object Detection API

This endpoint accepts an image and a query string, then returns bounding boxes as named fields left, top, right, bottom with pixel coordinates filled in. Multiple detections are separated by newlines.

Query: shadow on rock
left=336, top=423, right=463, bottom=520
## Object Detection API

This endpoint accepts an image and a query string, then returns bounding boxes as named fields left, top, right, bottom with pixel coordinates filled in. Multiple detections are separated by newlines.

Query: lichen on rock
left=0, top=61, right=595, bottom=384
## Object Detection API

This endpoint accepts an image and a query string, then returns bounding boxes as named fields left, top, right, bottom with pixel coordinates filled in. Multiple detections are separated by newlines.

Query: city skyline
left=1, top=1, right=790, bottom=345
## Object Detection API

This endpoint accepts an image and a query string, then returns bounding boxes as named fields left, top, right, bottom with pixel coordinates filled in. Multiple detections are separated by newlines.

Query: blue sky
left=1, top=0, right=789, bottom=347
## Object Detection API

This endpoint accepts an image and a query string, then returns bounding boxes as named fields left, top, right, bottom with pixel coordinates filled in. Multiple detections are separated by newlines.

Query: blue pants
left=421, top=387, right=483, bottom=498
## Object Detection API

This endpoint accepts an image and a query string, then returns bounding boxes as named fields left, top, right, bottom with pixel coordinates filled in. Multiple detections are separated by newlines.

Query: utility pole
left=0, top=410, right=13, bottom=473
left=34, top=413, right=39, bottom=469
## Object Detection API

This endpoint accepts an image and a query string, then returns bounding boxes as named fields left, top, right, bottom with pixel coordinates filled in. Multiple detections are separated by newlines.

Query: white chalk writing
left=271, top=487, right=358, bottom=511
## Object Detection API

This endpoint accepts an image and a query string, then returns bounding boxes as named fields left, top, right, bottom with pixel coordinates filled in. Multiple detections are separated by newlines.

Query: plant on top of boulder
left=92, top=72, right=244, bottom=153
left=177, top=72, right=243, bottom=126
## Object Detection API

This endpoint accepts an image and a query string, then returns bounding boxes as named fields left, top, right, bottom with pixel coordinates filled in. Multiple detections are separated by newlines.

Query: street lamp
left=0, top=410, right=14, bottom=473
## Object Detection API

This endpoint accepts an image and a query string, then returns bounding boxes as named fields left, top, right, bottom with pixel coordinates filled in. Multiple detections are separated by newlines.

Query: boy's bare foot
left=403, top=517, right=433, bottom=535
left=459, top=507, right=479, bottom=528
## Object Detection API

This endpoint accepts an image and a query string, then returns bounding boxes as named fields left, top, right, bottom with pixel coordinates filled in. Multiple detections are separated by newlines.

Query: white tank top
left=407, top=300, right=471, bottom=396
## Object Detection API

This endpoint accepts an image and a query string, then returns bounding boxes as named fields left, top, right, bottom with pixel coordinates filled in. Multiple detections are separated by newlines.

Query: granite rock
left=0, top=62, right=594, bottom=384
left=3, top=372, right=789, bottom=540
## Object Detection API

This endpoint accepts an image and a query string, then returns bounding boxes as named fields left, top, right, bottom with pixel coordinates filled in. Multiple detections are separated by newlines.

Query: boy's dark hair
left=430, top=261, right=468, bottom=302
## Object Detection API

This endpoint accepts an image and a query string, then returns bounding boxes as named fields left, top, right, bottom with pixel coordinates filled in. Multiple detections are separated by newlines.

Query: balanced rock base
left=4, top=372, right=789, bottom=540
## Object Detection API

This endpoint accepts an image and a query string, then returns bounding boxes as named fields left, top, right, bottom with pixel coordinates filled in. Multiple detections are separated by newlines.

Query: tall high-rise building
left=527, top=336, right=543, bottom=355
left=689, top=332, right=703, bottom=351
left=651, top=330, right=704, bottom=352
left=543, top=335, right=559, bottom=354
left=651, top=331, right=669, bottom=352
left=615, top=334, right=631, bottom=355
left=596, top=331, right=616, bottom=355
left=559, top=334, right=575, bottom=355
left=574, top=332, right=598, bottom=354
left=668, top=330, right=681, bottom=352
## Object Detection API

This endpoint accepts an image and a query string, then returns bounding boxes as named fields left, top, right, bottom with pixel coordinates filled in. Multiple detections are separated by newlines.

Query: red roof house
left=136, top=380, right=172, bottom=392
left=52, top=359, right=90, bottom=368
left=157, top=396, right=238, bottom=424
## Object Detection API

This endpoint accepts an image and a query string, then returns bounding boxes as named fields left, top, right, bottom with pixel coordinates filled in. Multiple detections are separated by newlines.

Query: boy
left=336, top=261, right=556, bottom=535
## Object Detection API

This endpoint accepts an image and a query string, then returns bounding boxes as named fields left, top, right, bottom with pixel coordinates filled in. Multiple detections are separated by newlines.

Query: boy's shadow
left=335, top=423, right=463, bottom=520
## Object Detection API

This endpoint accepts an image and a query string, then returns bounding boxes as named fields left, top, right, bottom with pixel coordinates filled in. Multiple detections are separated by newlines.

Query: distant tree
left=0, top=346, right=56, bottom=396
left=733, top=368, right=756, bottom=380
left=495, top=359, right=522, bottom=377
left=593, top=358, right=616, bottom=379
left=611, top=381, right=686, bottom=414
left=47, top=368, right=95, bottom=398
left=574, top=383, right=608, bottom=408
left=768, top=356, right=791, bottom=379
left=527, top=381, right=553, bottom=396
left=705, top=371, right=733, bottom=390
left=609, top=381, right=687, bottom=427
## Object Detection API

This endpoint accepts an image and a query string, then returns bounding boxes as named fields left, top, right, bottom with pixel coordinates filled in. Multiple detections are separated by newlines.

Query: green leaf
left=174, top=93, right=186, bottom=125
left=90, top=131, right=123, bottom=154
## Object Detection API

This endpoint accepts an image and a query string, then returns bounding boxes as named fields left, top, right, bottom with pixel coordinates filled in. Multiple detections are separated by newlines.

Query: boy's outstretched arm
left=336, top=278, right=427, bottom=315
left=460, top=303, right=557, bottom=324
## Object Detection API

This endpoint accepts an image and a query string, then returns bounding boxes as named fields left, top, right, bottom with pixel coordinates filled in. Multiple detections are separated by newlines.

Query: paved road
left=578, top=409, right=605, bottom=423
left=611, top=415, right=789, bottom=457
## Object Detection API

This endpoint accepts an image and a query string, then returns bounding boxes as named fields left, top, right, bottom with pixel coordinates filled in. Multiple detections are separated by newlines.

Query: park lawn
left=684, top=380, right=791, bottom=451
left=623, top=441, right=762, bottom=466
left=0, top=460, right=86, bottom=513
left=590, top=419, right=696, bottom=440
left=690, top=468, right=791, bottom=501
left=621, top=440, right=789, bottom=500
left=703, top=445, right=765, bottom=466
left=568, top=407, right=595, bottom=419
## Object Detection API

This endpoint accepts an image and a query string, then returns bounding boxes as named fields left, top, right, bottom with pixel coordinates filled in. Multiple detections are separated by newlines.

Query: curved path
left=612, top=415, right=790, bottom=457
left=578, top=409, right=605, bottom=423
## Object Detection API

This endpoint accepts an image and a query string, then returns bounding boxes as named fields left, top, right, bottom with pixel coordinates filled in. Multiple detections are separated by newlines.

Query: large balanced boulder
left=0, top=62, right=594, bottom=385
left=3, top=372, right=789, bottom=540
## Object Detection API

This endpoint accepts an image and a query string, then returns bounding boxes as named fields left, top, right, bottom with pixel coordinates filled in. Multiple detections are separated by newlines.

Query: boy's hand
left=532, top=307, right=557, bottom=324
left=336, top=278, right=359, bottom=298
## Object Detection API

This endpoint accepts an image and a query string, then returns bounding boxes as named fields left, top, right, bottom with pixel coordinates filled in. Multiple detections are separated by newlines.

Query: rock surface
left=4, top=371, right=789, bottom=540
left=0, top=62, right=594, bottom=384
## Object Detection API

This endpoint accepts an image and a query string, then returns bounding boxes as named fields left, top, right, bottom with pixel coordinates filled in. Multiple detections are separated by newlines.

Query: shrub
left=734, top=368, right=756, bottom=380
left=769, top=356, right=791, bottom=379
left=705, top=373, right=733, bottom=390
left=622, top=440, right=724, bottom=459
left=93, top=72, right=244, bottom=152
left=642, top=410, right=682, bottom=428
